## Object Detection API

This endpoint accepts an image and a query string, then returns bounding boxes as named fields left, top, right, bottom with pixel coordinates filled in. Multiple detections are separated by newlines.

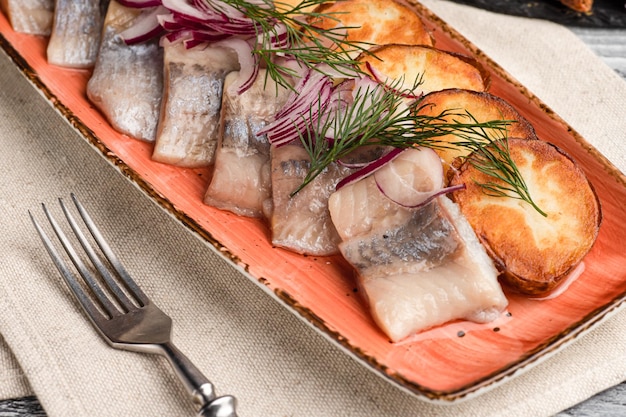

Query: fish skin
left=329, top=174, right=507, bottom=342
left=152, top=40, right=239, bottom=168
left=203, top=70, right=292, bottom=217
left=267, top=144, right=354, bottom=256
left=47, top=0, right=109, bottom=68
left=0, top=0, right=54, bottom=35
left=339, top=201, right=460, bottom=273
left=87, top=2, right=163, bottom=142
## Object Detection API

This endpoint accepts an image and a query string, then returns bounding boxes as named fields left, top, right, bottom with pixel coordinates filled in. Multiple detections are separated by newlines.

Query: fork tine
left=70, top=194, right=150, bottom=307
left=41, top=201, right=123, bottom=319
left=44, top=200, right=126, bottom=319
left=60, top=196, right=139, bottom=312
left=29, top=208, right=113, bottom=321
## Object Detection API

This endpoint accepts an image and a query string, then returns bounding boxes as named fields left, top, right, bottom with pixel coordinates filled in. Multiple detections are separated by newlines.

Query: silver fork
left=29, top=194, right=237, bottom=417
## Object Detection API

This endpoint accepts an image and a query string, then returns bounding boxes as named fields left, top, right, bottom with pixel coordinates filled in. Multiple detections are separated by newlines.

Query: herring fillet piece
left=152, top=40, right=239, bottom=168
left=0, top=0, right=53, bottom=35
left=267, top=144, right=353, bottom=256
left=47, top=0, right=109, bottom=68
left=328, top=175, right=508, bottom=342
left=203, top=69, right=291, bottom=217
left=87, top=1, right=163, bottom=142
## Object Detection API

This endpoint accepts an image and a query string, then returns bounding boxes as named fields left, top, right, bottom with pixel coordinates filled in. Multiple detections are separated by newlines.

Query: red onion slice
left=198, top=0, right=246, bottom=20
left=373, top=147, right=455, bottom=208
left=273, top=70, right=326, bottom=118
left=272, top=56, right=308, bottom=79
left=117, top=0, right=162, bottom=8
left=259, top=69, right=334, bottom=146
left=120, top=6, right=168, bottom=44
left=335, top=148, right=404, bottom=190
left=162, top=0, right=209, bottom=20
left=214, top=38, right=258, bottom=94
left=264, top=22, right=289, bottom=50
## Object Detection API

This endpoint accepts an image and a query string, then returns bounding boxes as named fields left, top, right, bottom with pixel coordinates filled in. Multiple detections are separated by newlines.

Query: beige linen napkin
left=0, top=1, right=624, bottom=416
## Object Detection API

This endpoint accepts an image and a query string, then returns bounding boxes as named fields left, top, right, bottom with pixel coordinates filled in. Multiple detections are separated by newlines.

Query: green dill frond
left=295, top=78, right=545, bottom=216
left=222, top=0, right=370, bottom=89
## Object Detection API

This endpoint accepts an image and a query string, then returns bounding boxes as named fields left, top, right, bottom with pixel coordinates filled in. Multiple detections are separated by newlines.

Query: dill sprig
left=446, top=112, right=547, bottom=216
left=297, top=79, right=546, bottom=216
left=221, top=0, right=370, bottom=88
left=466, top=137, right=547, bottom=217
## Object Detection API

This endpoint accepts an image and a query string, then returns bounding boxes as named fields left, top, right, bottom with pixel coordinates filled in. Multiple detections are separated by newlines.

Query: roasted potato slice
left=416, top=88, right=537, bottom=175
left=448, top=138, right=601, bottom=296
left=310, top=0, right=433, bottom=48
left=275, top=0, right=319, bottom=14
left=358, top=44, right=489, bottom=95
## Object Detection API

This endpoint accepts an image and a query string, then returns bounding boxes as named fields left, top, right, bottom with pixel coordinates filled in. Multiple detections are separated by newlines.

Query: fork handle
left=161, top=342, right=237, bottom=417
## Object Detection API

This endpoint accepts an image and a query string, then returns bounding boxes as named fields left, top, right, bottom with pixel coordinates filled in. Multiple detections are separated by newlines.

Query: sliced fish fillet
left=47, top=0, right=109, bottom=68
left=204, top=70, right=291, bottom=217
left=267, top=144, right=353, bottom=256
left=87, top=1, right=163, bottom=142
left=329, top=173, right=507, bottom=342
left=0, top=0, right=53, bottom=35
left=152, top=39, right=239, bottom=167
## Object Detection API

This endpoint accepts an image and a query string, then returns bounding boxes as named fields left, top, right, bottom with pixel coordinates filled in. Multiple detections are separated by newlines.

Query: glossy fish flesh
left=0, top=0, right=53, bottom=35
left=267, top=144, right=353, bottom=256
left=87, top=1, right=163, bottom=142
left=328, top=174, right=508, bottom=342
left=47, top=0, right=109, bottom=68
left=203, top=70, right=291, bottom=217
left=152, top=40, right=239, bottom=167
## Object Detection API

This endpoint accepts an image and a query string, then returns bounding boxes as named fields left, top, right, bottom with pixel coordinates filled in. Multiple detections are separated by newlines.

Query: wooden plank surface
left=569, top=27, right=626, bottom=78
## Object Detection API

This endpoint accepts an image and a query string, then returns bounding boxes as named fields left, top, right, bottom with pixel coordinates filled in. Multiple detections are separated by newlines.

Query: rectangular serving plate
left=1, top=1, right=625, bottom=403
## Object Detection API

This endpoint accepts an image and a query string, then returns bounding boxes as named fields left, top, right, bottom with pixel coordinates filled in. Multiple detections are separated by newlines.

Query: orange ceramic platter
left=1, top=0, right=625, bottom=403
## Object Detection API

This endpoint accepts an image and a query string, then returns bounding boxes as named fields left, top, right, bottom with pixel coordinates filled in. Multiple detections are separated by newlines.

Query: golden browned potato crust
left=275, top=0, right=318, bottom=14
left=417, top=88, right=537, bottom=174
left=358, top=44, right=488, bottom=94
left=311, top=0, right=433, bottom=48
left=560, top=0, right=593, bottom=13
left=448, top=138, right=601, bottom=296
